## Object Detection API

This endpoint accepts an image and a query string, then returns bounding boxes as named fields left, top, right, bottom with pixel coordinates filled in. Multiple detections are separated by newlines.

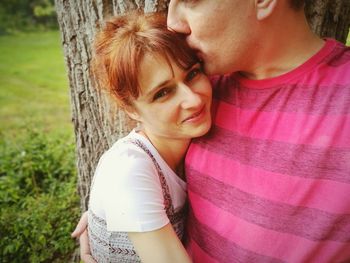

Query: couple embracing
left=73, top=1, right=350, bottom=262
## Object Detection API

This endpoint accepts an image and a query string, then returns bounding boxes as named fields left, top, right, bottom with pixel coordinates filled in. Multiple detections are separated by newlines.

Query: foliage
left=0, top=130, right=80, bottom=262
left=0, top=0, right=57, bottom=34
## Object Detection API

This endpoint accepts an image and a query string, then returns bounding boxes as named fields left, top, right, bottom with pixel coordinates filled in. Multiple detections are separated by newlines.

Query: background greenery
left=0, top=131, right=79, bottom=262
left=0, top=0, right=57, bottom=35
left=0, top=2, right=79, bottom=261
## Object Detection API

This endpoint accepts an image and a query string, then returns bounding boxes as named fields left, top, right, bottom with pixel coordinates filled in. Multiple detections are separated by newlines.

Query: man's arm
left=79, top=229, right=96, bottom=263
left=71, top=212, right=96, bottom=263
left=71, top=211, right=88, bottom=238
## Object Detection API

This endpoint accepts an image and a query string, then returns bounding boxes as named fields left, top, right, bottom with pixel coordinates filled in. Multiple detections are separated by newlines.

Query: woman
left=86, top=12, right=212, bottom=262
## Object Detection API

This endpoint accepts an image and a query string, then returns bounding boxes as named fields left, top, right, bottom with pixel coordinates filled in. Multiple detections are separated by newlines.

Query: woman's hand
left=71, top=212, right=96, bottom=263
left=128, top=223, right=192, bottom=263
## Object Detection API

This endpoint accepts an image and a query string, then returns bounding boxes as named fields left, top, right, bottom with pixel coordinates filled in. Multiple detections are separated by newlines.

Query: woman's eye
left=186, top=67, right=202, bottom=82
left=153, top=88, right=172, bottom=101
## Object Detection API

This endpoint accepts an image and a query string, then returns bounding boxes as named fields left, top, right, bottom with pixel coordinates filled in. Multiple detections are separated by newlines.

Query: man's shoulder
left=322, top=39, right=350, bottom=70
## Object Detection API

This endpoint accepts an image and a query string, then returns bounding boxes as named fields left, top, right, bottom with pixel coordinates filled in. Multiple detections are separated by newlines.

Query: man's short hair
left=290, top=0, right=305, bottom=10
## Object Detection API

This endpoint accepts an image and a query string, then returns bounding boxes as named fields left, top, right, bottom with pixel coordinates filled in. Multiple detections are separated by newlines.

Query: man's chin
left=204, top=62, right=234, bottom=76
left=204, top=64, right=224, bottom=76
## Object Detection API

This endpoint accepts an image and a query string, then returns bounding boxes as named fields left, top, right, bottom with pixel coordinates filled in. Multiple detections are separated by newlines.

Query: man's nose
left=167, top=1, right=191, bottom=34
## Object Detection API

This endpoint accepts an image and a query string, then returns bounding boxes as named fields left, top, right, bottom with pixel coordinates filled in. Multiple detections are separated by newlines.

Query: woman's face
left=129, top=54, right=212, bottom=141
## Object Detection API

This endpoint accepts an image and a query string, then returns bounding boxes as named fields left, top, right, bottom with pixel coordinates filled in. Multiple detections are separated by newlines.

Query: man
left=74, top=0, right=350, bottom=262
left=166, top=0, right=350, bottom=262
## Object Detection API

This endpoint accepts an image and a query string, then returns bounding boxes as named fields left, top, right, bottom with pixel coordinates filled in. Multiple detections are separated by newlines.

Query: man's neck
left=240, top=12, right=325, bottom=80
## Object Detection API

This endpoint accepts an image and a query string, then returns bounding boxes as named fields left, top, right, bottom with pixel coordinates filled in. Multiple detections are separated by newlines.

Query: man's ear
left=255, top=0, right=278, bottom=21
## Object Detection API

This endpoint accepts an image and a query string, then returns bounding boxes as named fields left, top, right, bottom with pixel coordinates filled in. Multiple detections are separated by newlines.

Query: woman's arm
left=73, top=213, right=191, bottom=263
left=128, top=223, right=191, bottom=263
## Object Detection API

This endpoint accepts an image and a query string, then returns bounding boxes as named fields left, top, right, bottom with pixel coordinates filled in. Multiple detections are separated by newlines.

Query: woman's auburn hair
left=90, top=12, right=198, bottom=108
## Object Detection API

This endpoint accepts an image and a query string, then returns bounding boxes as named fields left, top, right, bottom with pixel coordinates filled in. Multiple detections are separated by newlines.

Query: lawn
left=0, top=31, right=73, bottom=139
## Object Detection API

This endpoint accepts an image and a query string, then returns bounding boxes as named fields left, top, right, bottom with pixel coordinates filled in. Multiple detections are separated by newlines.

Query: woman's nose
left=179, top=84, right=202, bottom=109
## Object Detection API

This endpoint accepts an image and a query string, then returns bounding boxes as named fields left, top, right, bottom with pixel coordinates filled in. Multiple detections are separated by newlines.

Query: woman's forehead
left=138, top=54, right=176, bottom=92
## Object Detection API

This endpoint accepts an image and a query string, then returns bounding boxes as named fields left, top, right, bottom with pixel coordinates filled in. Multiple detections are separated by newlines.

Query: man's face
left=167, top=0, right=256, bottom=75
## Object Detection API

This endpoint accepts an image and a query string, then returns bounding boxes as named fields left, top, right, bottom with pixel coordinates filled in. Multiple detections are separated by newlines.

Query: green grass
left=0, top=31, right=73, bottom=139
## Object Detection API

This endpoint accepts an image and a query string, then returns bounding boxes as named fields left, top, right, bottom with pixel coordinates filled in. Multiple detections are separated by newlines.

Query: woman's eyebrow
left=146, top=79, right=172, bottom=96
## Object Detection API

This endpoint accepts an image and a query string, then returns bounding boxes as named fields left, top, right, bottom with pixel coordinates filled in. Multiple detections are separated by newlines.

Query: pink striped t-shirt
left=185, top=39, right=350, bottom=263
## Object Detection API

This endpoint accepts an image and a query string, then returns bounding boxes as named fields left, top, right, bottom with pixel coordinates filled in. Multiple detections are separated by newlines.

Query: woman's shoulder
left=104, top=136, right=148, bottom=161
left=95, top=134, right=157, bottom=182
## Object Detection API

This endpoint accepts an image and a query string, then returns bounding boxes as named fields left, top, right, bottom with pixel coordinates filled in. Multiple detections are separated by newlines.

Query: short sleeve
left=93, top=145, right=169, bottom=232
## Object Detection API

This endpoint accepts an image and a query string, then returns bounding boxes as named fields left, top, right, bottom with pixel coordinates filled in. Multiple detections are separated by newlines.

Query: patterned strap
left=127, top=139, right=175, bottom=216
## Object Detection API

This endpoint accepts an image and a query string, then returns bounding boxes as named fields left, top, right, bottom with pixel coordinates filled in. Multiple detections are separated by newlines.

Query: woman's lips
left=182, top=106, right=206, bottom=123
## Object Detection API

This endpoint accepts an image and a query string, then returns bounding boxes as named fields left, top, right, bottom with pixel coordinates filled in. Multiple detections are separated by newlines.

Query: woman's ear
left=255, top=0, right=278, bottom=21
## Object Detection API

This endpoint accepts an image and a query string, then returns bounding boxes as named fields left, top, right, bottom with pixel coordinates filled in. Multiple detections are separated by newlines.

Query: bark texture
left=54, top=0, right=350, bottom=212
left=305, top=0, right=350, bottom=43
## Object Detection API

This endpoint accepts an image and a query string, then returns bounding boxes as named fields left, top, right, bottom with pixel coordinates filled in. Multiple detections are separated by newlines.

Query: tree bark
left=305, top=0, right=350, bottom=43
left=54, top=0, right=350, bottom=212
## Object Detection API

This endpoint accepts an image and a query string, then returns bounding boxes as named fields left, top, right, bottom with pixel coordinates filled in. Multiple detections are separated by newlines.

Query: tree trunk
left=54, top=0, right=350, bottom=212
left=305, top=0, right=350, bottom=43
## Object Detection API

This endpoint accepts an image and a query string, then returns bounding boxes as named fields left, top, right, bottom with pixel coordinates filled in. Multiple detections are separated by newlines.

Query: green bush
left=0, top=130, right=80, bottom=262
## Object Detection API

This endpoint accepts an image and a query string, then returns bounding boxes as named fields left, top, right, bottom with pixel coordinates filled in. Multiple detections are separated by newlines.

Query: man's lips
left=182, top=106, right=205, bottom=123
left=196, top=51, right=204, bottom=62
left=186, top=38, right=203, bottom=60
